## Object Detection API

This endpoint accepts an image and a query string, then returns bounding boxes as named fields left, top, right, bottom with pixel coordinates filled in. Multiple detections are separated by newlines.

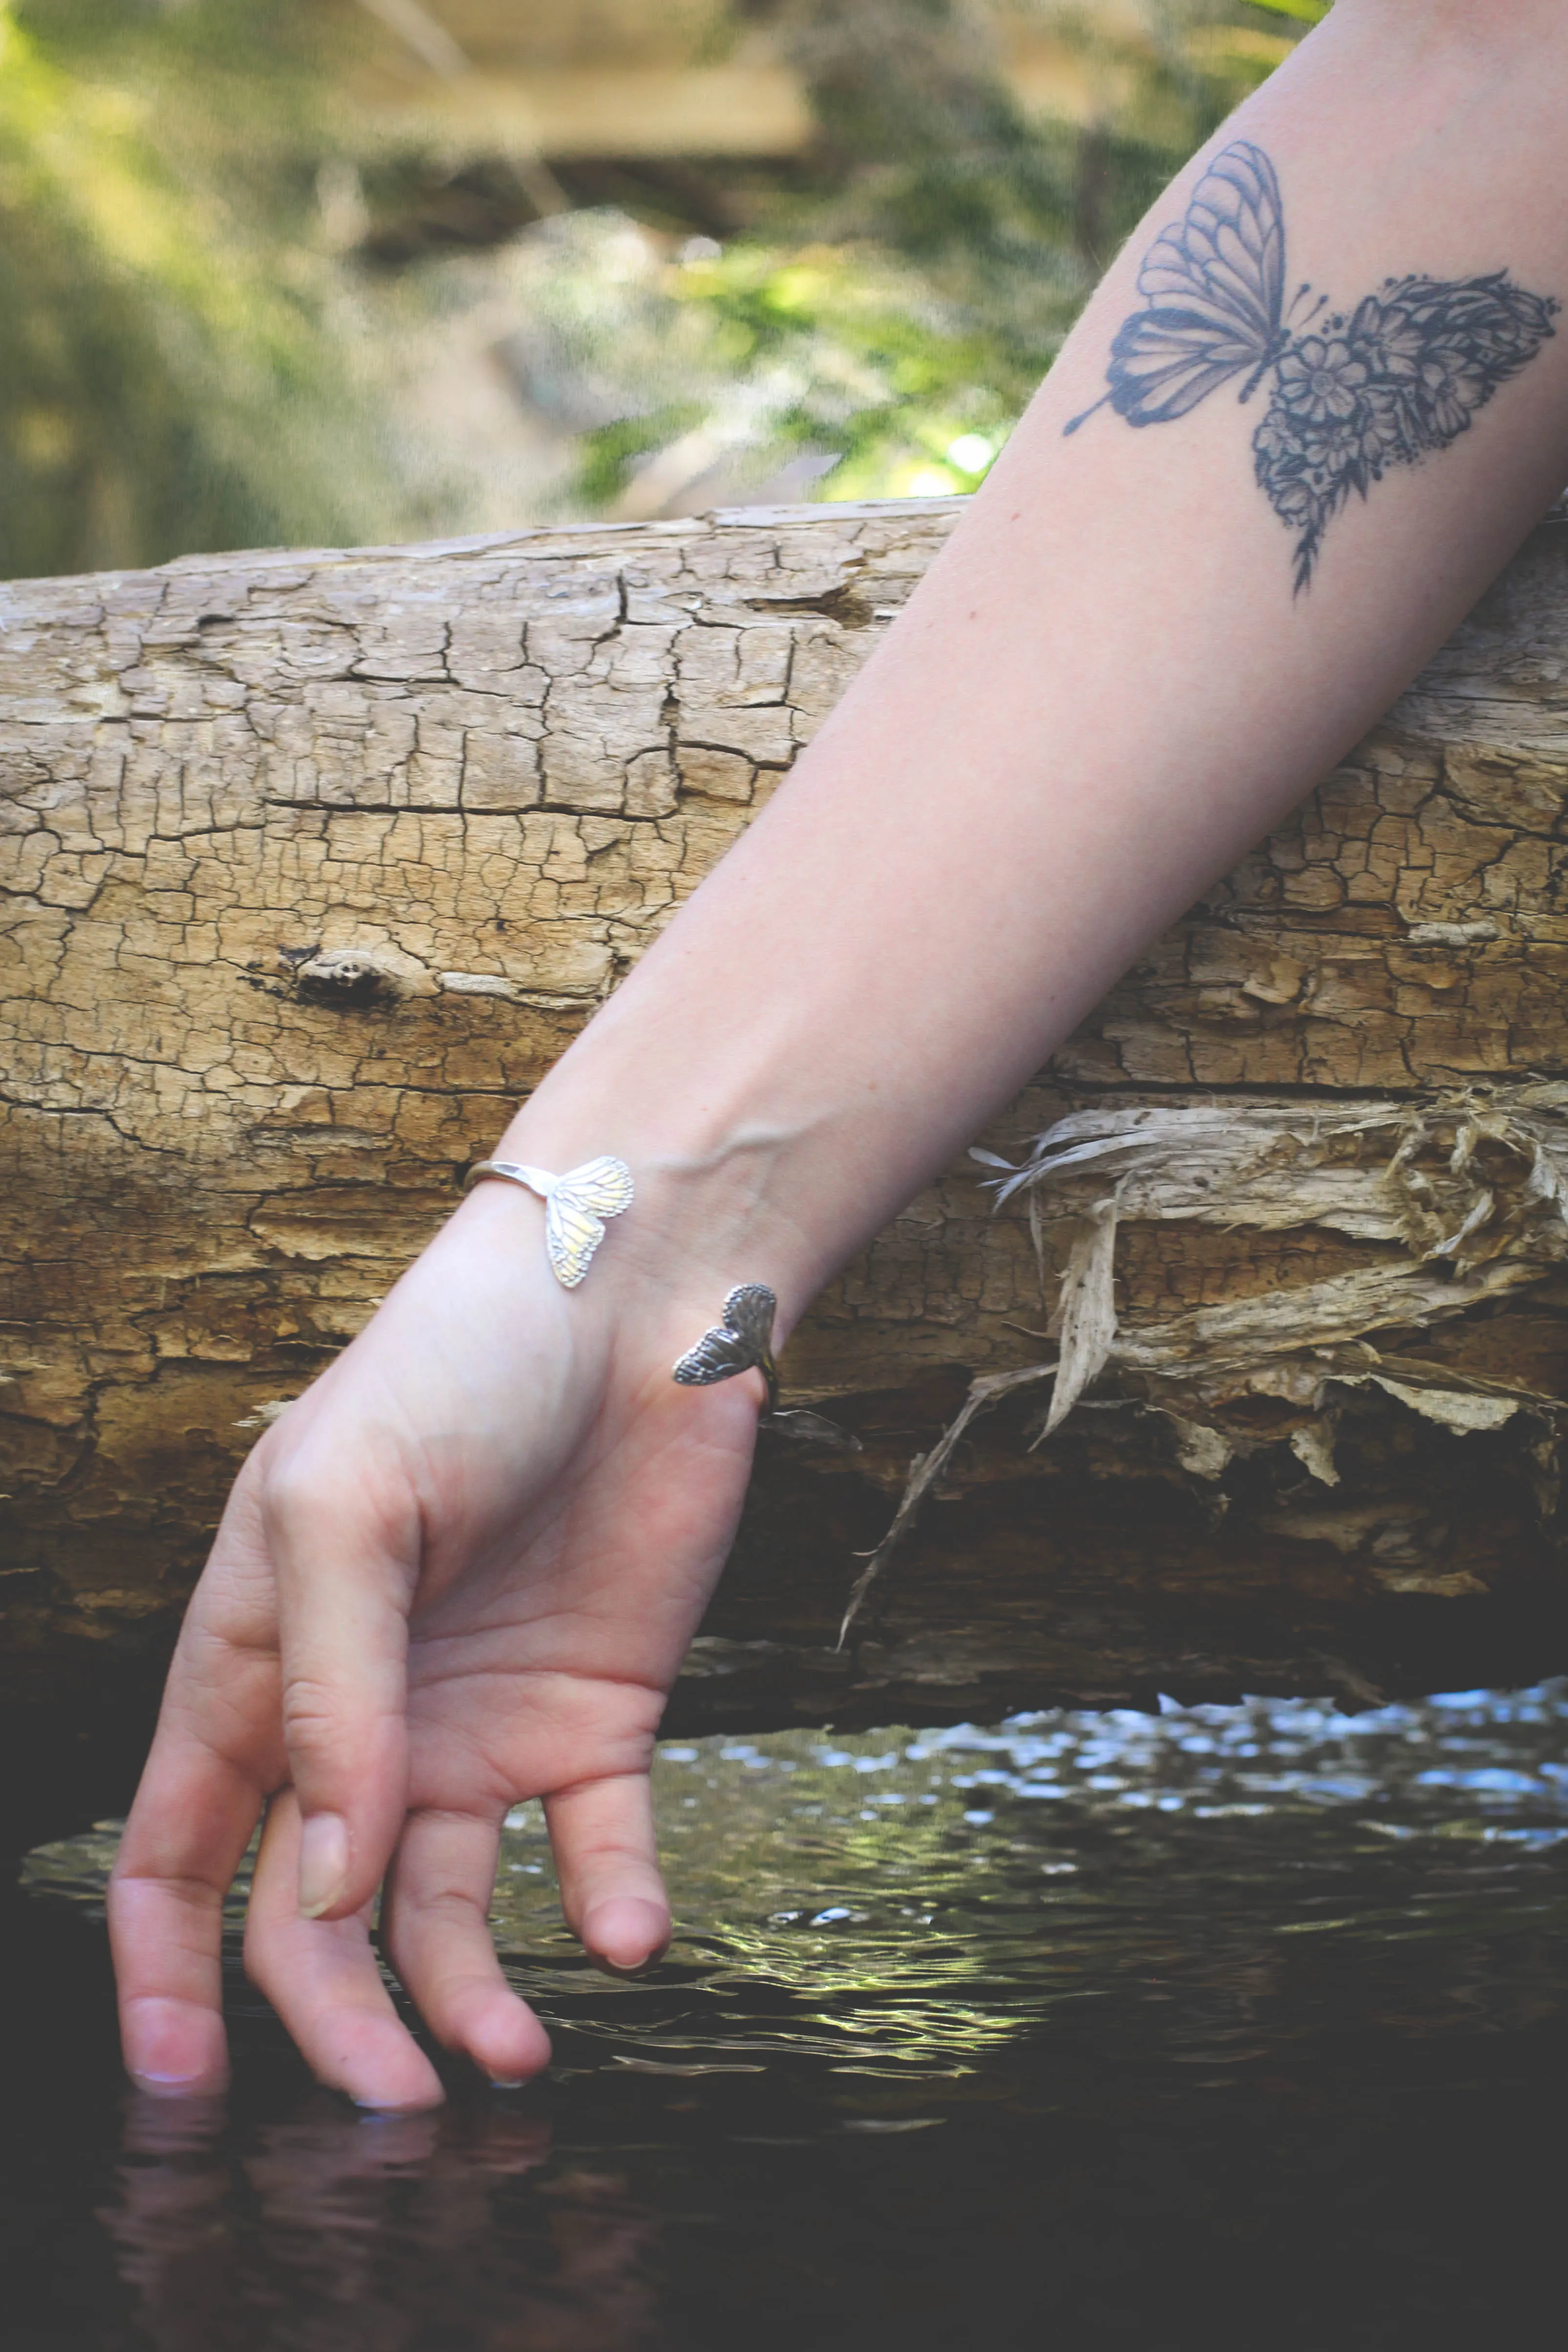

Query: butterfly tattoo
left=1066, top=141, right=1558, bottom=592
left=672, top=1283, right=780, bottom=1409
left=466, top=1154, right=633, bottom=1287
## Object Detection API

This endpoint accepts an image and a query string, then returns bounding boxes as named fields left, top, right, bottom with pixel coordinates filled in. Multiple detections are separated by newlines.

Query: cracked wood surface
left=5, top=496, right=1568, bottom=1850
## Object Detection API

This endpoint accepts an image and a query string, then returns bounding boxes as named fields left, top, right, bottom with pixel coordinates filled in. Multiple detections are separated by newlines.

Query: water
left=6, top=1684, right=1567, bottom=2350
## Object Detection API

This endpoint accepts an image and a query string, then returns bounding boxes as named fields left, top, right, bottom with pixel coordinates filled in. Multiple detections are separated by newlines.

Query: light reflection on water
left=473, top=1684, right=1568, bottom=2082
left=9, top=1683, right=1568, bottom=2348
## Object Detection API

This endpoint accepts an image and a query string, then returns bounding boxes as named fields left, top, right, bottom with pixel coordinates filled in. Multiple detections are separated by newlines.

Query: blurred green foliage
left=588, top=0, right=1311, bottom=505
left=0, top=0, right=1318, bottom=578
left=0, top=0, right=443, bottom=578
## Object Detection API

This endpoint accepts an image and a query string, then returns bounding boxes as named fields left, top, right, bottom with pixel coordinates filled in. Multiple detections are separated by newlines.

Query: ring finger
left=380, top=1807, right=551, bottom=2087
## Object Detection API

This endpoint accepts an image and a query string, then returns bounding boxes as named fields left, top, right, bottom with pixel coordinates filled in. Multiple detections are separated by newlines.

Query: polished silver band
left=463, top=1158, right=545, bottom=1196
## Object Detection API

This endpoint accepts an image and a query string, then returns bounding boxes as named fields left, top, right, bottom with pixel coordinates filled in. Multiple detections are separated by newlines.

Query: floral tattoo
left=1066, top=143, right=1559, bottom=592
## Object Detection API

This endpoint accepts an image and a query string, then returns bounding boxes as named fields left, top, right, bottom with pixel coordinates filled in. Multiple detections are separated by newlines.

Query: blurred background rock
left=0, top=0, right=1323, bottom=579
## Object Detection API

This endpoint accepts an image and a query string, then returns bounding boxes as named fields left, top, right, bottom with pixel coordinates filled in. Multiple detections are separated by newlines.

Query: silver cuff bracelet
left=671, top=1284, right=780, bottom=1410
left=462, top=1155, right=633, bottom=1289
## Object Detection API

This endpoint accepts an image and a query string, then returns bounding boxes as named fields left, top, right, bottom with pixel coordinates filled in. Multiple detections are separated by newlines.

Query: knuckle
left=280, top=1674, right=351, bottom=1760
left=258, top=1451, right=338, bottom=1544
left=281, top=1674, right=402, bottom=1781
left=259, top=1413, right=415, bottom=1536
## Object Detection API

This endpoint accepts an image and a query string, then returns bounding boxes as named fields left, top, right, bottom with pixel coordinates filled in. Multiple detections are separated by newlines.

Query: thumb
left=261, top=1445, right=418, bottom=1922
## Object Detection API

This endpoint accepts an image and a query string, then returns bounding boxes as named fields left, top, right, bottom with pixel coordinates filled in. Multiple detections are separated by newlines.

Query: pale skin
left=109, top=0, right=1568, bottom=2107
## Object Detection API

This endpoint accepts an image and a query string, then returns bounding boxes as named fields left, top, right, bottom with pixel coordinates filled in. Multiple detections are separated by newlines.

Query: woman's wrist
left=447, top=1101, right=810, bottom=1411
left=480, top=1051, right=837, bottom=1353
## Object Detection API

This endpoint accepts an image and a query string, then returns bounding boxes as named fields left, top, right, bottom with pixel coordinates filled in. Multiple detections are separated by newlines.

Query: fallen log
left=5, top=496, right=1568, bottom=1851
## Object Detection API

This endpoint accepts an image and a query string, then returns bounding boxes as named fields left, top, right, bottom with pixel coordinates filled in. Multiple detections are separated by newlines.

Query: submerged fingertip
left=121, top=1998, right=230, bottom=2098
left=346, top=2053, right=447, bottom=2114
left=313, top=2010, right=446, bottom=2114
left=129, top=2068, right=228, bottom=2098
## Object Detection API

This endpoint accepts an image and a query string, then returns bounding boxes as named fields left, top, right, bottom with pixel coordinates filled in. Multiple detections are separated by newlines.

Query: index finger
left=108, top=1475, right=284, bottom=2095
left=108, top=1713, right=269, bottom=2094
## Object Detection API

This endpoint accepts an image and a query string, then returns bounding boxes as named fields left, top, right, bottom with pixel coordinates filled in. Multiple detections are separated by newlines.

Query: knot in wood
left=292, top=947, right=413, bottom=1010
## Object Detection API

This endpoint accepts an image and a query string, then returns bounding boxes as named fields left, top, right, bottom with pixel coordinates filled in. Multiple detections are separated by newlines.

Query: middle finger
left=244, top=1791, right=444, bottom=2110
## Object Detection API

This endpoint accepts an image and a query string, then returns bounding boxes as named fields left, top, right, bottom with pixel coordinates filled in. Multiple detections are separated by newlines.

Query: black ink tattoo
left=1065, top=142, right=1559, bottom=592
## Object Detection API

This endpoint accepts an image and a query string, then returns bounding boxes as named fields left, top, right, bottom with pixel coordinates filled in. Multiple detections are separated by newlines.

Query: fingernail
left=298, top=1812, right=349, bottom=1918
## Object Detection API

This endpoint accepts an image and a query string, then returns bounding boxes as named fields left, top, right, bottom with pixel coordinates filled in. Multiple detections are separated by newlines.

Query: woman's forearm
left=477, top=0, right=1568, bottom=1341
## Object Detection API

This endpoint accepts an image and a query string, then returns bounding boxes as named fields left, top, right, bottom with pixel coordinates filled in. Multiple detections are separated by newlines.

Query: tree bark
left=5, top=496, right=1568, bottom=1850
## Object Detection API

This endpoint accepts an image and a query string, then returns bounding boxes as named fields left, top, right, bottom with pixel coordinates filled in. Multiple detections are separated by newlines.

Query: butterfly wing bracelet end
left=670, top=1290, right=861, bottom=1454
left=461, top=1154, right=634, bottom=1288
left=672, top=1284, right=780, bottom=1411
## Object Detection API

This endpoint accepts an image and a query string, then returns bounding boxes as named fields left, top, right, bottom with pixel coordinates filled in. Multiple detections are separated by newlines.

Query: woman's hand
left=107, top=1179, right=763, bottom=2109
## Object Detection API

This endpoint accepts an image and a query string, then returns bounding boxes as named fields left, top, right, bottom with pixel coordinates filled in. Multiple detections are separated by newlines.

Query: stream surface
left=4, top=1682, right=1567, bottom=2350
